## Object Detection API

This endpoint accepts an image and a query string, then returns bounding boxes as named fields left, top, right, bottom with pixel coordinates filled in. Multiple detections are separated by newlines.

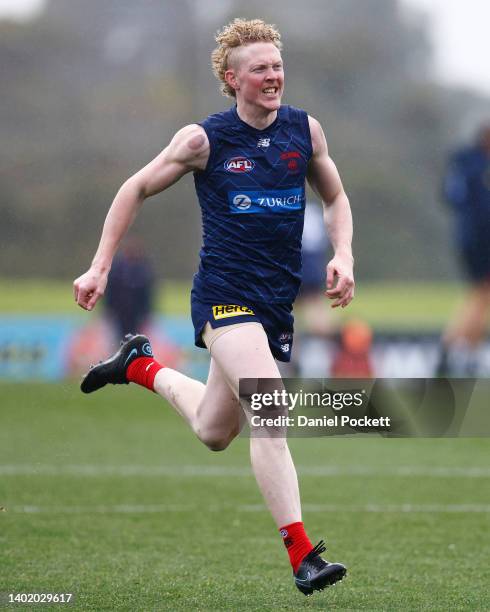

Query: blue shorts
left=459, top=240, right=490, bottom=282
left=191, top=292, right=294, bottom=362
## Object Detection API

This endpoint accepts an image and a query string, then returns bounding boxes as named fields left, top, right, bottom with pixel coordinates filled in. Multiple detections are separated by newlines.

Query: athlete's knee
left=205, top=437, right=229, bottom=452
left=197, top=428, right=237, bottom=451
left=197, top=416, right=242, bottom=450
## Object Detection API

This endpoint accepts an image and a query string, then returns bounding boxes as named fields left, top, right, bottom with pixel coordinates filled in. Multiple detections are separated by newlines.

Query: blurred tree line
left=1, top=0, right=489, bottom=281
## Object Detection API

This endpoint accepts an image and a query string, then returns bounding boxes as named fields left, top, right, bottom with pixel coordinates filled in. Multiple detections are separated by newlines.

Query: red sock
left=126, top=357, right=163, bottom=392
left=279, top=522, right=313, bottom=573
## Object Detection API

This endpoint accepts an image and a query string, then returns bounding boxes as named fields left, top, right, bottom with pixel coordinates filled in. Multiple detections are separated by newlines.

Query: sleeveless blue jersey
left=192, top=105, right=313, bottom=305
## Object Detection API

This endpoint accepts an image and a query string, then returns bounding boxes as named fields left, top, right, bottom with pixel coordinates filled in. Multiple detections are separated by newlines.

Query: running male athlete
left=74, top=19, right=354, bottom=595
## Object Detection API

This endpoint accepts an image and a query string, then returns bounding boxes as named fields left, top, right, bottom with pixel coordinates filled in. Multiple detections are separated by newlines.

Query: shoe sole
left=80, top=334, right=150, bottom=394
left=80, top=352, right=123, bottom=394
left=296, top=566, right=347, bottom=596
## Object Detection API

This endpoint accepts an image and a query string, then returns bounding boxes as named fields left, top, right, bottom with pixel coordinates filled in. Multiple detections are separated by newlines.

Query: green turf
left=1, top=384, right=489, bottom=610
left=0, top=279, right=189, bottom=317
left=0, top=278, right=467, bottom=329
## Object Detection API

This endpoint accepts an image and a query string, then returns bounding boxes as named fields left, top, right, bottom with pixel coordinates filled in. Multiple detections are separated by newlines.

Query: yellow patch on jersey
left=212, top=305, right=255, bottom=320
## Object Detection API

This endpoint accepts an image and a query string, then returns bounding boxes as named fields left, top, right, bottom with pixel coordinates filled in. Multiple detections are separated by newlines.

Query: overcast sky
left=1, top=0, right=490, bottom=96
left=402, top=0, right=490, bottom=95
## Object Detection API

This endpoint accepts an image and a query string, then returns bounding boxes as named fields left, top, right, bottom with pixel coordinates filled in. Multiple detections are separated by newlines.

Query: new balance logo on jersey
left=224, top=157, right=255, bottom=173
left=213, top=305, right=255, bottom=320
left=257, top=137, right=270, bottom=148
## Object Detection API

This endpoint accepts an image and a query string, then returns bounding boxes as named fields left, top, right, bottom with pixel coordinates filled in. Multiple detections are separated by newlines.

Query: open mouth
left=262, top=87, right=279, bottom=97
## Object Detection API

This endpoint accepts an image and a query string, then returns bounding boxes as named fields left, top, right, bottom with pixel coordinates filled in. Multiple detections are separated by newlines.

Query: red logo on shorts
left=225, top=157, right=255, bottom=173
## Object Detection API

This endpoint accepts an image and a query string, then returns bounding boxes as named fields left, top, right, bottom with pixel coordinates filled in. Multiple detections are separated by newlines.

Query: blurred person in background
left=437, top=123, right=490, bottom=376
left=293, top=201, right=334, bottom=377
left=297, top=201, right=332, bottom=336
left=68, top=238, right=182, bottom=377
left=104, top=237, right=155, bottom=340
left=73, top=18, right=354, bottom=595
left=331, top=319, right=374, bottom=378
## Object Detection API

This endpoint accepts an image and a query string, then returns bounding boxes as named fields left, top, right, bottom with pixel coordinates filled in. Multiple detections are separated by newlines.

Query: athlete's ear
left=225, top=69, right=239, bottom=92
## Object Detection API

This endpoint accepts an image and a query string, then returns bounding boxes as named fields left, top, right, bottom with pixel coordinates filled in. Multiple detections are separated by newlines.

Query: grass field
left=0, top=278, right=467, bottom=329
left=1, top=383, right=489, bottom=610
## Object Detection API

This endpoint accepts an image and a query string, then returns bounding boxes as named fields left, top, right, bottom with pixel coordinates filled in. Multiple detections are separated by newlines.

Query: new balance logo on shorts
left=212, top=305, right=255, bottom=320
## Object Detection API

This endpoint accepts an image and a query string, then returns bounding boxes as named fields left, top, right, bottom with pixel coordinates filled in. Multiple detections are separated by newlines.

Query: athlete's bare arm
left=74, top=125, right=209, bottom=311
left=307, top=116, right=354, bottom=308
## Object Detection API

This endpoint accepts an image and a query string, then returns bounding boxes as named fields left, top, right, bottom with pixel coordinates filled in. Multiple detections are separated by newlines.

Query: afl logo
left=232, top=194, right=252, bottom=210
left=225, top=157, right=255, bottom=173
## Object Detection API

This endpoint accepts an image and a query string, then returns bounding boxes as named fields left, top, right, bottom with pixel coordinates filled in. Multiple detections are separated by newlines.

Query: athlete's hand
left=73, top=267, right=108, bottom=311
left=325, top=253, right=355, bottom=308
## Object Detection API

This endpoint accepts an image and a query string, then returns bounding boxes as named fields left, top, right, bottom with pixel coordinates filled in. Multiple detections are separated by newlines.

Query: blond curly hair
left=212, top=18, right=283, bottom=98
